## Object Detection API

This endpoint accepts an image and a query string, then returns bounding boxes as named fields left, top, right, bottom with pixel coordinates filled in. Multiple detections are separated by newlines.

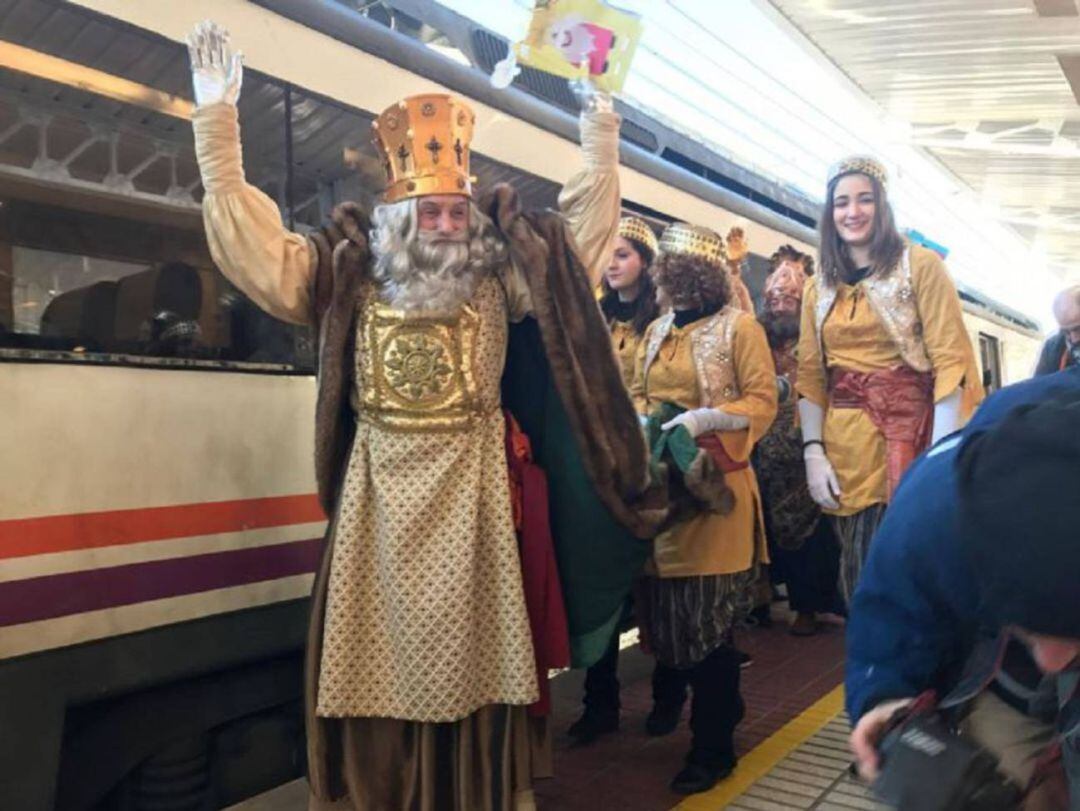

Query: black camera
left=873, top=695, right=1022, bottom=810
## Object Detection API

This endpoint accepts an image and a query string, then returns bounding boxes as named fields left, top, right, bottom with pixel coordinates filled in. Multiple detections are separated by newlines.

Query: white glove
left=798, top=398, right=841, bottom=509
left=661, top=407, right=749, bottom=438
left=930, top=388, right=962, bottom=444
left=804, top=445, right=841, bottom=510
left=490, top=51, right=521, bottom=89
left=186, top=20, right=244, bottom=107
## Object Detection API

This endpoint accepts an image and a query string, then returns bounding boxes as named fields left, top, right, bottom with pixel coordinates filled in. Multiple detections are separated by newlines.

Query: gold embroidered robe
left=191, top=101, right=623, bottom=722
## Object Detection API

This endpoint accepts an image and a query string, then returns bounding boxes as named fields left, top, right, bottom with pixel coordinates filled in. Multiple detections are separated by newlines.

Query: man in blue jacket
left=846, top=367, right=1080, bottom=806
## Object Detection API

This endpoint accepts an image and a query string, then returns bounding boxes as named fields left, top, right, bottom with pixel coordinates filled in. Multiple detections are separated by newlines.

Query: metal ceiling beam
left=1034, top=0, right=1078, bottom=17
left=0, top=39, right=194, bottom=120
left=912, top=136, right=1080, bottom=157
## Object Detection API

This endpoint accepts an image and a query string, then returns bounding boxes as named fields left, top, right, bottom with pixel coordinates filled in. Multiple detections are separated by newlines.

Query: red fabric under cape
left=504, top=411, right=571, bottom=717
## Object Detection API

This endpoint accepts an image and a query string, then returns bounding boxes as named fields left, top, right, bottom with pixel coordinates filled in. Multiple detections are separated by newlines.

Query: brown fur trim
left=310, top=204, right=370, bottom=516
left=482, top=183, right=667, bottom=538
left=305, top=203, right=370, bottom=801
left=683, top=450, right=736, bottom=515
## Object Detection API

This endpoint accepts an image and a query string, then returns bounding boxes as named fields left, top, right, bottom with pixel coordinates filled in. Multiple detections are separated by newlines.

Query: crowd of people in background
left=569, top=152, right=992, bottom=797
left=580, top=152, right=1080, bottom=808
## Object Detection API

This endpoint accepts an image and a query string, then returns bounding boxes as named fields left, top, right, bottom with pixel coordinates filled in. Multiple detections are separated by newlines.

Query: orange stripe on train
left=0, top=495, right=325, bottom=560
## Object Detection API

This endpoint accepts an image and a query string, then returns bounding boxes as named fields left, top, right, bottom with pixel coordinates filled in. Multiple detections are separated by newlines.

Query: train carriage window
left=0, top=64, right=314, bottom=371
left=978, top=332, right=1003, bottom=394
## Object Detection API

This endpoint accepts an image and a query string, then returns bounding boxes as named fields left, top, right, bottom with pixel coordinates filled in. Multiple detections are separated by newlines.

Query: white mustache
left=419, top=232, right=468, bottom=246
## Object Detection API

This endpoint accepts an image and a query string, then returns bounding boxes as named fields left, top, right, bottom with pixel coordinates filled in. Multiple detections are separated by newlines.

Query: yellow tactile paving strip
left=671, top=686, right=890, bottom=810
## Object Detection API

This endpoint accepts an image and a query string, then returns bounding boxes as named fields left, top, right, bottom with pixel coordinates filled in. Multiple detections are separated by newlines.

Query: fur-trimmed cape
left=301, top=185, right=666, bottom=799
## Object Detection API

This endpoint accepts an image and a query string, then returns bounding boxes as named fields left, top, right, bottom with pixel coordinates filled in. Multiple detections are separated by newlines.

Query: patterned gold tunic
left=610, top=318, right=641, bottom=388
left=318, top=276, right=539, bottom=721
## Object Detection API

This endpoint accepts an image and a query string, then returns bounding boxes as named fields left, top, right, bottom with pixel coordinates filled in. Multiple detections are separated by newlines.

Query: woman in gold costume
left=796, top=156, right=982, bottom=603
left=570, top=217, right=694, bottom=744
left=631, top=223, right=777, bottom=795
left=599, top=216, right=661, bottom=386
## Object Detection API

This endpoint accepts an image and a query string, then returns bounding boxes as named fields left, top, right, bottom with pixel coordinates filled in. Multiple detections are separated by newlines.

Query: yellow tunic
left=610, top=318, right=642, bottom=389
left=631, top=312, right=777, bottom=577
left=796, top=248, right=981, bottom=515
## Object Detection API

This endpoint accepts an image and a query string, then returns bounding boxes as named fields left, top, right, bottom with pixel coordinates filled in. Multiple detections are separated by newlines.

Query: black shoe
left=645, top=700, right=684, bottom=736
left=736, top=649, right=753, bottom=669
left=748, top=604, right=773, bottom=628
left=669, top=759, right=735, bottom=795
left=567, top=709, right=618, bottom=744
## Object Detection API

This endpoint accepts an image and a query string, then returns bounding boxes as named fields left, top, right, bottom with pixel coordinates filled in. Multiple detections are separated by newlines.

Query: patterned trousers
left=830, top=504, right=887, bottom=605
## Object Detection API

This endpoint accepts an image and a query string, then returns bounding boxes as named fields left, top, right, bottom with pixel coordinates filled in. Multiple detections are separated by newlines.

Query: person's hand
left=661, top=407, right=749, bottom=438
left=804, top=444, right=841, bottom=509
left=570, top=79, right=614, bottom=114
left=931, top=388, right=962, bottom=444
left=186, top=20, right=244, bottom=107
left=849, top=698, right=914, bottom=782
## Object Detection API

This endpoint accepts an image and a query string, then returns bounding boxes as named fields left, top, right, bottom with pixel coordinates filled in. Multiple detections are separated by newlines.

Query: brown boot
left=790, top=612, right=818, bottom=636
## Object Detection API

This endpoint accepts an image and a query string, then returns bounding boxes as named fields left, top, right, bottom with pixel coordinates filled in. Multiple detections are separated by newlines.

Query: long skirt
left=307, top=708, right=550, bottom=811
left=640, top=569, right=756, bottom=669
left=305, top=495, right=550, bottom=811
left=830, top=504, right=887, bottom=605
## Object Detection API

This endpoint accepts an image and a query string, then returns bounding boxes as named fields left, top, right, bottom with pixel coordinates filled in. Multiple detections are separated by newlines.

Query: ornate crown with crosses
left=371, top=94, right=476, bottom=204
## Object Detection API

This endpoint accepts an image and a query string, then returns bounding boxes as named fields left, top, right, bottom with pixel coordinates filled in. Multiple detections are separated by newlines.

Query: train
left=0, top=0, right=1044, bottom=808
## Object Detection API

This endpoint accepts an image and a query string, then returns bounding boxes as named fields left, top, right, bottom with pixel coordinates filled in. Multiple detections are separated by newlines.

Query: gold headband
left=658, top=222, right=728, bottom=268
left=617, top=216, right=659, bottom=257
left=827, top=155, right=888, bottom=190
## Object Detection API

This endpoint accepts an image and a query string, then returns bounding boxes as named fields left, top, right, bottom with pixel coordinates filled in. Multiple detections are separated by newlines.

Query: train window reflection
left=0, top=199, right=314, bottom=370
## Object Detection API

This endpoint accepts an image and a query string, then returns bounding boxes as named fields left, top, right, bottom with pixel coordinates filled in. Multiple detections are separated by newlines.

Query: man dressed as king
left=186, top=20, right=659, bottom=811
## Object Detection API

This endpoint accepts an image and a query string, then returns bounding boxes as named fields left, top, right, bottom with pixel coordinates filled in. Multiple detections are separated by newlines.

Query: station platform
left=232, top=609, right=851, bottom=811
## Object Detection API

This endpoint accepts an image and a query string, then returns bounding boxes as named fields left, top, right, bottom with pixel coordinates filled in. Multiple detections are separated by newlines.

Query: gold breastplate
left=355, top=288, right=500, bottom=432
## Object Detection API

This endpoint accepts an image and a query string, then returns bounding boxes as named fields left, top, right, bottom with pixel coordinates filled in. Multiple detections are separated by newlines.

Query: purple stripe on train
left=0, top=539, right=322, bottom=626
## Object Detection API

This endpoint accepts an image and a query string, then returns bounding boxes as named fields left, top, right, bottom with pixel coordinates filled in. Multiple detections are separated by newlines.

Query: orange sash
left=829, top=366, right=934, bottom=500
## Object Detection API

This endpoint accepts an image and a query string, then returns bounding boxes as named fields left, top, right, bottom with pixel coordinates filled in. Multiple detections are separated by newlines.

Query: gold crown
left=827, top=155, right=888, bottom=190
left=658, top=223, right=728, bottom=267
left=371, top=94, right=476, bottom=204
left=617, top=216, right=659, bottom=257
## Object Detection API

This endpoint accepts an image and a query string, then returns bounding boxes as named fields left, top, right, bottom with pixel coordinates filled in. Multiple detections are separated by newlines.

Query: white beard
left=368, top=199, right=508, bottom=316
left=373, top=235, right=491, bottom=315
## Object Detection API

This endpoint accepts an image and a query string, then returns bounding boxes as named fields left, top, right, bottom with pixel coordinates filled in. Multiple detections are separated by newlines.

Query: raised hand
left=569, top=78, right=614, bottom=114
left=185, top=20, right=244, bottom=107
